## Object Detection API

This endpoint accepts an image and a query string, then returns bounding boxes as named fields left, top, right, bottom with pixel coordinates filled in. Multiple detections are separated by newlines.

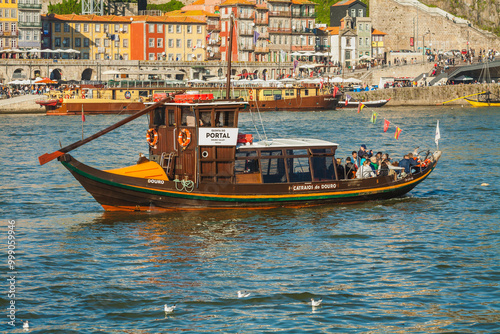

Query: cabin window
left=215, top=110, right=234, bottom=127
left=153, top=108, right=165, bottom=126
left=287, top=157, right=312, bottom=182
left=139, top=90, right=148, bottom=98
left=167, top=110, right=175, bottom=126
left=261, top=158, right=287, bottom=183
left=199, top=111, right=212, bottom=127
left=235, top=151, right=259, bottom=173
left=286, top=149, right=308, bottom=157
left=311, top=156, right=335, bottom=181
left=263, top=90, right=273, bottom=97
left=181, top=107, right=196, bottom=126
left=304, top=89, right=310, bottom=96
left=285, top=89, right=294, bottom=96
left=261, top=150, right=283, bottom=157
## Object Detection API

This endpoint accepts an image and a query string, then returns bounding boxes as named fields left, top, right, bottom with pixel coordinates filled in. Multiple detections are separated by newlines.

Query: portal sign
left=198, top=128, right=238, bottom=146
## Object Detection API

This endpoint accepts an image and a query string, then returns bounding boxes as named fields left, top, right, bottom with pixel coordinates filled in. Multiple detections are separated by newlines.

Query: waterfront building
left=17, top=0, right=41, bottom=52
left=329, top=13, right=357, bottom=69
left=356, top=16, right=372, bottom=60
left=330, top=0, right=367, bottom=27
left=0, top=0, right=18, bottom=55
left=371, top=28, right=386, bottom=61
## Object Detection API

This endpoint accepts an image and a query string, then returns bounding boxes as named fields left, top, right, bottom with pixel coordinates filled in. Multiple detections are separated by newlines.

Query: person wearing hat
left=358, top=144, right=373, bottom=161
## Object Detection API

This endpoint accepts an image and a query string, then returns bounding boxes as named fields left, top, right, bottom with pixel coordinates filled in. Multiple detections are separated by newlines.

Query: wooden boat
left=37, top=16, right=439, bottom=211
left=37, top=85, right=338, bottom=115
left=464, top=91, right=500, bottom=107
left=339, top=98, right=391, bottom=108
left=38, top=92, right=441, bottom=211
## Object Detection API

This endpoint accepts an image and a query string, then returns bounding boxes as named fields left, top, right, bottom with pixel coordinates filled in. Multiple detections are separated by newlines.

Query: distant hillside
left=312, top=0, right=500, bottom=36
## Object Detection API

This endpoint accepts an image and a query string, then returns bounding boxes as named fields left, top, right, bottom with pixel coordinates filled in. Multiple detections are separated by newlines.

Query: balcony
left=239, top=29, right=254, bottom=36
left=208, top=39, right=221, bottom=46
left=291, top=12, right=316, bottom=18
left=254, top=47, right=269, bottom=53
left=18, top=3, right=42, bottom=9
left=0, top=31, right=19, bottom=37
left=269, top=11, right=291, bottom=17
left=18, top=21, right=42, bottom=28
left=268, top=27, right=291, bottom=34
left=315, top=45, right=330, bottom=52
left=236, top=12, right=254, bottom=20
left=292, top=45, right=315, bottom=51
left=207, top=23, right=220, bottom=31
left=292, top=28, right=315, bottom=34
left=240, top=44, right=255, bottom=51
left=255, top=18, right=268, bottom=25
left=207, top=52, right=221, bottom=60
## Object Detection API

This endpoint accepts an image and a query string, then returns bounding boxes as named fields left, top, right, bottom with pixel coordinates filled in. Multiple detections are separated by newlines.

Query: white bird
left=164, top=304, right=176, bottom=313
left=23, top=320, right=29, bottom=330
left=311, top=298, right=322, bottom=307
left=238, top=291, right=250, bottom=298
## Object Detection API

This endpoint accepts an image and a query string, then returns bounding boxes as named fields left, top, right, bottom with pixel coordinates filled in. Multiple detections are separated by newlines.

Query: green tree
left=48, top=0, right=81, bottom=15
left=147, top=0, right=184, bottom=13
left=311, top=0, right=369, bottom=25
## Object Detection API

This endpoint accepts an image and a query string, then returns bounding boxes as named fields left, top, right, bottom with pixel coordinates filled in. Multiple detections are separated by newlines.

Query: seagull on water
left=238, top=291, right=250, bottom=298
left=311, top=298, right=322, bottom=307
left=164, top=304, right=176, bottom=313
left=23, top=320, right=29, bottom=330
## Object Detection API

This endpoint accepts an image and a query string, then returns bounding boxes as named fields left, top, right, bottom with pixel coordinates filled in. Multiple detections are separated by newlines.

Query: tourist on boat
left=345, top=157, right=356, bottom=179
left=351, top=151, right=359, bottom=168
left=379, top=160, right=391, bottom=177
left=358, top=144, right=373, bottom=161
left=357, top=159, right=376, bottom=179
left=382, top=153, right=391, bottom=162
left=369, top=156, right=379, bottom=172
left=336, top=158, right=345, bottom=180
left=398, top=154, right=418, bottom=174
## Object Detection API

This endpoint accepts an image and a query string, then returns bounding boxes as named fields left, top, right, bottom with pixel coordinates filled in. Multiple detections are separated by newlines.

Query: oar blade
left=38, top=151, right=64, bottom=165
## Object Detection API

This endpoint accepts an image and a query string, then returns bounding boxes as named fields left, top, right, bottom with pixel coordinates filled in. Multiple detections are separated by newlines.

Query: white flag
left=435, top=120, right=441, bottom=146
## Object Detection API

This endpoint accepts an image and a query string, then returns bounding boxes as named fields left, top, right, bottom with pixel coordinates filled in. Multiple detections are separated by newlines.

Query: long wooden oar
left=441, top=91, right=486, bottom=105
left=38, top=97, right=170, bottom=165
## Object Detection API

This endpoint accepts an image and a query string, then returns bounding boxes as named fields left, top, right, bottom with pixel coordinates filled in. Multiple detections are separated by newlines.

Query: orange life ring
left=146, top=128, right=158, bottom=146
left=178, top=129, right=191, bottom=149
left=65, top=94, right=69, bottom=99
left=81, top=93, right=86, bottom=99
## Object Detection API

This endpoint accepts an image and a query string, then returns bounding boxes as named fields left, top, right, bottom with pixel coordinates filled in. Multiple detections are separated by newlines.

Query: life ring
left=248, top=89, right=253, bottom=95
left=146, top=128, right=158, bottom=146
left=81, top=93, right=86, bottom=99
left=65, top=94, right=69, bottom=99
left=178, top=129, right=191, bottom=149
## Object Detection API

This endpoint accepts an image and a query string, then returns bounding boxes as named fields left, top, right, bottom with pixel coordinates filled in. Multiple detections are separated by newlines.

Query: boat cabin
left=148, top=100, right=341, bottom=185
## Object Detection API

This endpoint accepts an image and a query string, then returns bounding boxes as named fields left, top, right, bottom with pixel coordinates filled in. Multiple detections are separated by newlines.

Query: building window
left=95, top=38, right=100, bottom=47
left=149, top=38, right=154, bottom=47
left=83, top=53, right=89, bottom=59
left=54, top=37, right=61, bottom=47
left=95, top=24, right=100, bottom=32
left=148, top=53, right=154, bottom=60
left=104, top=39, right=109, bottom=47
left=63, top=37, right=70, bottom=47
left=176, top=25, right=181, bottom=33
left=197, top=25, right=202, bottom=34
left=157, top=38, right=163, bottom=48
left=55, top=23, right=61, bottom=32
left=359, top=37, right=362, bottom=46
left=122, top=25, right=128, bottom=33
left=168, top=53, right=173, bottom=61
left=75, top=38, right=81, bottom=47
left=187, top=39, right=192, bottom=48
left=115, top=24, right=120, bottom=33
left=168, top=25, right=173, bottom=33
left=33, top=33, right=38, bottom=41
left=168, top=39, right=173, bottom=48
left=123, top=39, right=128, bottom=48
left=84, top=38, right=89, bottom=47
left=351, top=9, right=356, bottom=17
left=158, top=24, right=163, bottom=33
left=11, top=9, right=15, bottom=17
left=176, top=53, right=181, bottom=61
left=197, top=39, right=202, bottom=47
left=358, top=9, right=363, bottom=17
left=104, top=24, right=109, bottom=33
left=114, top=40, right=119, bottom=48
left=75, top=23, right=80, bottom=32
left=187, top=25, right=192, bottom=33
left=64, top=23, right=70, bottom=32
left=84, top=24, right=89, bottom=33
left=176, top=39, right=181, bottom=48
left=149, top=24, right=154, bottom=33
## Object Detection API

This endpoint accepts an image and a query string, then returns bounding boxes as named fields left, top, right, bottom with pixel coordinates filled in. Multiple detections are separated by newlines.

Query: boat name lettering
left=148, top=179, right=165, bottom=184
left=293, top=185, right=314, bottom=191
left=320, top=183, right=337, bottom=189
left=206, top=132, right=231, bottom=139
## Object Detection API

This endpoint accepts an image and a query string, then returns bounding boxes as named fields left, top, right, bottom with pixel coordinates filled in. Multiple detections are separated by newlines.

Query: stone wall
left=351, top=82, right=500, bottom=106
left=370, top=0, right=500, bottom=53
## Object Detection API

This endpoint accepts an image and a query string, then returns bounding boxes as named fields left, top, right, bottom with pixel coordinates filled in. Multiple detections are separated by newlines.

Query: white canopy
left=330, top=77, right=344, bottom=83
left=102, top=70, right=121, bottom=75
left=344, top=77, right=362, bottom=83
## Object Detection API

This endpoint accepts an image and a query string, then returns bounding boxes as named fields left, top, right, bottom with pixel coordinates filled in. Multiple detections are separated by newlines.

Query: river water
left=1, top=106, right=499, bottom=333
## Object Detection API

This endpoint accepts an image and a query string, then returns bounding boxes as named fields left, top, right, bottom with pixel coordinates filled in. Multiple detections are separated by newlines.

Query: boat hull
left=45, top=99, right=146, bottom=115
left=464, top=98, right=500, bottom=107
left=248, top=95, right=337, bottom=111
left=339, top=99, right=390, bottom=108
left=60, top=154, right=438, bottom=211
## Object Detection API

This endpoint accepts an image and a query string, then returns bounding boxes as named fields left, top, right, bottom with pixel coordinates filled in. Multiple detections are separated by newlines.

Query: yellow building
left=41, top=14, right=132, bottom=60
left=0, top=0, right=19, bottom=52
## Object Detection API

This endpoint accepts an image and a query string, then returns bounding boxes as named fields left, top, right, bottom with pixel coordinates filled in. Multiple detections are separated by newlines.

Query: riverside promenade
left=0, top=95, right=46, bottom=114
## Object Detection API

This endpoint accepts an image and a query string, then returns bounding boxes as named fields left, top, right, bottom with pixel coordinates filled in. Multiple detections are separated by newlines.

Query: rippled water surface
left=1, top=106, right=499, bottom=333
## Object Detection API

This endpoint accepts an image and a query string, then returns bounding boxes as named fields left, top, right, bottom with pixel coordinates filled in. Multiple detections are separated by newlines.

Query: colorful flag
left=293, top=59, right=299, bottom=71
left=435, top=120, right=440, bottom=146
left=319, top=78, right=324, bottom=89
left=357, top=103, right=364, bottom=114
left=383, top=119, right=390, bottom=132
left=81, top=104, right=85, bottom=122
left=371, top=112, right=378, bottom=124
left=206, top=31, right=212, bottom=43
left=310, top=71, right=314, bottom=78
left=333, top=86, right=339, bottom=97
left=394, top=127, right=402, bottom=139
left=253, top=31, right=260, bottom=45
left=345, top=94, right=351, bottom=106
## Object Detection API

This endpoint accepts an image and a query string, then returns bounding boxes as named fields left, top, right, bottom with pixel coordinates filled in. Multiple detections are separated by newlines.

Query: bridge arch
left=13, top=68, right=27, bottom=80
left=50, top=69, right=62, bottom=81
left=81, top=68, right=93, bottom=81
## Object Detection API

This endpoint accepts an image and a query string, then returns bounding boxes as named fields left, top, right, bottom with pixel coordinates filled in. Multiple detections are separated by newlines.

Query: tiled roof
left=371, top=28, right=387, bottom=35
left=220, top=0, right=255, bottom=7
left=42, top=14, right=205, bottom=24
left=326, top=26, right=340, bottom=35
left=291, top=0, right=317, bottom=5
left=190, top=0, right=206, bottom=4
left=332, top=0, right=357, bottom=6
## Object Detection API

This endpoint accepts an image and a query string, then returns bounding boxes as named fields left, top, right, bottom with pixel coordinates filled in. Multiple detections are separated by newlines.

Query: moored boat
left=339, top=98, right=391, bottom=108
left=464, top=91, right=500, bottom=107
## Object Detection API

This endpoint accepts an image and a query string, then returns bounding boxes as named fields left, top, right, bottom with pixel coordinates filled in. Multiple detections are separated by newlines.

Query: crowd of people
left=0, top=84, right=51, bottom=99
left=335, top=144, right=425, bottom=180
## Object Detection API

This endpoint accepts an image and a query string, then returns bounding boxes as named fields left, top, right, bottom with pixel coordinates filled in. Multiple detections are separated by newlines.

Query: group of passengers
left=336, top=144, right=423, bottom=180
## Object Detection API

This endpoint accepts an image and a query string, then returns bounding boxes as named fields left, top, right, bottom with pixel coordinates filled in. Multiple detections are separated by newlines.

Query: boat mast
left=225, top=13, right=234, bottom=100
